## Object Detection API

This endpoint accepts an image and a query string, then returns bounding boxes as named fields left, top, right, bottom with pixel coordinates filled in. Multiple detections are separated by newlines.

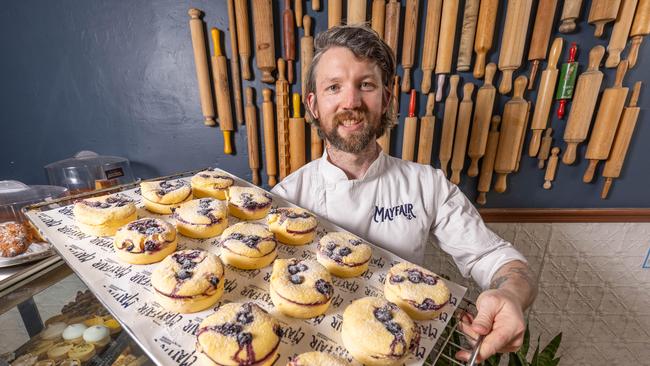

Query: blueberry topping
left=172, top=251, right=202, bottom=269
left=325, top=242, right=337, bottom=251
left=229, top=233, right=245, bottom=241
left=239, top=192, right=271, bottom=210
left=237, top=332, right=252, bottom=346
left=338, top=247, right=352, bottom=257
left=127, top=219, right=165, bottom=235
left=385, top=321, right=402, bottom=335
left=200, top=174, right=210, bottom=178
left=209, top=276, right=220, bottom=287
left=374, top=307, right=393, bottom=322
left=418, top=298, right=438, bottom=311
left=297, top=263, right=308, bottom=272
left=349, top=239, right=363, bottom=246
left=125, top=242, right=135, bottom=252
left=423, top=275, right=438, bottom=286
left=100, top=203, right=110, bottom=208
left=288, top=265, right=300, bottom=275
left=176, top=270, right=193, bottom=280
left=236, top=311, right=254, bottom=325
left=274, top=325, right=284, bottom=338
left=217, top=322, right=242, bottom=337
left=290, top=274, right=304, bottom=285
left=315, top=279, right=333, bottom=296
left=390, top=275, right=405, bottom=283
left=407, top=270, right=422, bottom=284
left=144, top=240, right=158, bottom=252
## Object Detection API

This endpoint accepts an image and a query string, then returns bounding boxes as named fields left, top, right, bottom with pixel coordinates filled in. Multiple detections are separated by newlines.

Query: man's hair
left=304, top=24, right=397, bottom=137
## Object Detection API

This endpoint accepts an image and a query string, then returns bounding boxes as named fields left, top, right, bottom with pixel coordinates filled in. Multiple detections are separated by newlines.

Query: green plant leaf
left=485, top=353, right=501, bottom=366
left=530, top=337, right=540, bottom=366
left=520, top=321, right=531, bottom=358
left=538, top=333, right=563, bottom=364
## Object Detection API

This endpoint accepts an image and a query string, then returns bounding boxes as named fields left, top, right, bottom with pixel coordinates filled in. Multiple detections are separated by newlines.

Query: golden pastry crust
left=73, top=194, right=137, bottom=237
left=342, top=297, right=419, bottom=366
left=226, top=187, right=272, bottom=220
left=174, top=198, right=228, bottom=238
left=46, top=343, right=74, bottom=362
left=33, top=360, right=56, bottom=366
left=267, top=208, right=318, bottom=246
left=67, top=344, right=95, bottom=363
left=287, top=351, right=348, bottom=366
left=114, top=218, right=178, bottom=265
left=191, top=169, right=235, bottom=200
left=220, top=222, right=278, bottom=270
left=316, top=232, right=372, bottom=278
left=141, top=180, right=193, bottom=214
left=270, top=259, right=333, bottom=318
left=152, top=250, right=225, bottom=313
left=196, top=302, right=282, bottom=366
left=384, top=262, right=450, bottom=320
left=57, top=360, right=81, bottom=366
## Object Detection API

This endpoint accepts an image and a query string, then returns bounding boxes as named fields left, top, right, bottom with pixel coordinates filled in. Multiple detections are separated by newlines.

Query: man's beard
left=321, top=110, right=383, bottom=153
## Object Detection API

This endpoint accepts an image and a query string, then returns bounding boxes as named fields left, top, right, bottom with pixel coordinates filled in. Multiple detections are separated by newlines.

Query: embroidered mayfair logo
left=373, top=203, right=417, bottom=223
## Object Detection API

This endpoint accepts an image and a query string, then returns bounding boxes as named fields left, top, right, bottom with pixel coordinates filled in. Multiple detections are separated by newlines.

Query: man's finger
left=472, top=294, right=501, bottom=335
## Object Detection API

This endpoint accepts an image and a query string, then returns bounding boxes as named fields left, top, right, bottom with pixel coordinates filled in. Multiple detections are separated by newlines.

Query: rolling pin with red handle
left=456, top=0, right=479, bottom=72
left=188, top=9, right=215, bottom=127
left=283, top=0, right=296, bottom=84
left=555, top=42, right=579, bottom=119
left=588, top=0, right=622, bottom=37
left=606, top=0, right=639, bottom=68
left=468, top=63, right=497, bottom=176
left=601, top=82, right=642, bottom=198
left=417, top=93, right=436, bottom=165
left=476, top=116, right=501, bottom=205
left=276, top=58, right=291, bottom=180
left=439, top=75, right=460, bottom=177
left=420, top=0, right=443, bottom=94
left=435, top=0, right=459, bottom=102
left=628, top=0, right=650, bottom=68
left=583, top=61, right=630, bottom=183
left=559, top=0, right=583, bottom=33
left=211, top=28, right=235, bottom=155
left=289, top=93, right=306, bottom=173
left=245, top=88, right=261, bottom=185
left=494, top=76, right=529, bottom=193
left=528, top=37, right=563, bottom=157
left=227, top=0, right=245, bottom=126
left=473, top=0, right=498, bottom=79
left=562, top=46, right=605, bottom=165
left=252, top=0, right=276, bottom=83
left=262, top=89, right=277, bottom=186
left=402, top=90, right=418, bottom=162
left=450, top=82, right=476, bottom=184
left=401, top=0, right=420, bottom=93
left=235, top=0, right=253, bottom=80
left=497, top=0, right=533, bottom=95
left=527, top=0, right=559, bottom=90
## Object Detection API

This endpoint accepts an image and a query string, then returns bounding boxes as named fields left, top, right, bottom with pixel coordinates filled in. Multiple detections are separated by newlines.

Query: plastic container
left=0, top=181, right=68, bottom=223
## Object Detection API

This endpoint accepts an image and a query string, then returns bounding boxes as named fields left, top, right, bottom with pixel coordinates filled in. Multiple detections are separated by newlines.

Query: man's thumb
left=472, top=297, right=499, bottom=335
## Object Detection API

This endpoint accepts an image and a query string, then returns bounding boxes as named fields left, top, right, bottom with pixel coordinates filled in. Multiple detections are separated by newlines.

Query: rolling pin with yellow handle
left=235, top=0, right=253, bottom=80
left=468, top=63, right=497, bottom=177
left=606, top=0, right=639, bottom=68
left=371, top=0, right=386, bottom=38
left=562, top=46, right=605, bottom=165
left=289, top=93, right=306, bottom=173
left=537, top=127, right=553, bottom=169
left=528, top=37, right=563, bottom=157
left=252, top=0, right=276, bottom=83
left=245, top=88, right=261, bottom=185
left=435, top=0, right=459, bottom=102
left=494, top=76, right=529, bottom=193
left=417, top=93, right=436, bottom=165
left=456, top=0, right=479, bottom=72
left=543, top=147, right=561, bottom=189
left=439, top=75, right=460, bottom=177
left=497, top=0, right=533, bottom=95
left=276, top=58, right=291, bottom=180
left=384, top=0, right=401, bottom=60
left=450, top=82, right=476, bottom=185
left=283, top=0, right=296, bottom=84
left=559, top=0, right=583, bottom=33
left=262, top=89, right=277, bottom=186
left=601, top=81, right=642, bottom=199
left=583, top=61, right=630, bottom=183
left=227, top=0, right=245, bottom=126
left=301, top=16, right=314, bottom=100
left=588, top=0, right=622, bottom=37
left=329, top=0, right=342, bottom=28
left=627, top=0, right=650, bottom=68
left=211, top=28, right=234, bottom=155
left=401, top=0, right=420, bottom=93
left=348, top=0, right=367, bottom=24
left=473, top=0, right=498, bottom=79
left=188, top=9, right=215, bottom=126
left=402, top=90, right=418, bottom=162
left=527, top=0, right=559, bottom=90
left=476, top=116, right=501, bottom=205
left=420, top=0, right=443, bottom=94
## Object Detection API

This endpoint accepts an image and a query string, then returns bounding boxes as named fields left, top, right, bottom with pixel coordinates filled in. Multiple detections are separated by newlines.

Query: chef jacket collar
left=320, top=144, right=386, bottom=184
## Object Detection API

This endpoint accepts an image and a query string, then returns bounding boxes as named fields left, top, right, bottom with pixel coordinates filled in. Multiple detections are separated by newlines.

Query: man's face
left=307, top=47, right=389, bottom=153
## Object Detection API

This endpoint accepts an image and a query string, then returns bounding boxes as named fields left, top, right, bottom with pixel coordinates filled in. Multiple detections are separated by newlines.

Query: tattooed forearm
left=488, top=261, right=538, bottom=309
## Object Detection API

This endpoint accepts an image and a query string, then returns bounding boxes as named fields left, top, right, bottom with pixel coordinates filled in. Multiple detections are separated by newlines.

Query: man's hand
left=456, top=260, right=537, bottom=363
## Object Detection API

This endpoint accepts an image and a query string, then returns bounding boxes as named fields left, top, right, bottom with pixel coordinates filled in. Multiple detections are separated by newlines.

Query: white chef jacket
left=271, top=149, right=527, bottom=289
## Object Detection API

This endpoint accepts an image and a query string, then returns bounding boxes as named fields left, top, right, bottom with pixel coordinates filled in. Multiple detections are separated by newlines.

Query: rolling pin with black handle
left=450, top=82, right=476, bottom=184
left=476, top=116, right=501, bottom=205
left=468, top=63, right=497, bottom=177
left=497, top=0, right=533, bottom=95
left=439, top=75, right=460, bottom=177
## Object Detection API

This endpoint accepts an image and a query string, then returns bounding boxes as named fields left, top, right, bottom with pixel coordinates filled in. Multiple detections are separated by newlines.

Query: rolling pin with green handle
left=555, top=42, right=579, bottom=119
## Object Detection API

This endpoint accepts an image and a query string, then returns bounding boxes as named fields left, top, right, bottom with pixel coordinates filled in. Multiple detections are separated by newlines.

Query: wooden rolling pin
left=211, top=28, right=234, bottom=155
left=420, top=0, right=443, bottom=94
left=348, top=0, right=367, bottom=24
left=555, top=42, right=579, bottom=119
left=313, top=0, right=320, bottom=11
left=456, top=0, right=479, bottom=72
left=253, top=0, right=276, bottom=83
left=276, top=58, right=291, bottom=180
left=602, top=81, right=642, bottom=198
left=538, top=127, right=553, bottom=169
left=515, top=101, right=532, bottom=172
left=476, top=116, right=501, bottom=205
left=627, top=0, right=650, bottom=68
left=227, top=0, right=245, bottom=126
left=262, top=89, right=277, bottom=186
left=378, top=76, right=400, bottom=154
left=563, top=45, right=605, bottom=165
left=435, top=0, right=459, bottom=102
left=401, top=0, right=420, bottom=93
left=528, top=37, right=563, bottom=157
left=235, top=0, right=253, bottom=80
left=301, top=16, right=314, bottom=100
left=589, top=0, right=622, bottom=37
left=417, top=93, right=436, bottom=165
left=543, top=147, right=561, bottom=189
left=384, top=0, right=401, bottom=59
left=498, top=0, right=533, bottom=95
left=371, top=0, right=386, bottom=38
left=527, top=0, right=559, bottom=90
left=468, top=63, right=497, bottom=176
left=289, top=93, right=306, bottom=173
left=295, top=0, right=303, bottom=27
left=583, top=61, right=630, bottom=183
left=559, top=0, right=583, bottom=33
left=450, top=82, right=476, bottom=184
left=402, top=90, right=418, bottom=161
left=283, top=0, right=296, bottom=84
left=606, top=0, right=639, bottom=68
left=245, top=88, right=261, bottom=185
left=329, top=0, right=342, bottom=28
left=494, top=76, right=529, bottom=193
left=311, top=124, right=323, bottom=160
left=188, top=9, right=215, bottom=126
left=473, top=0, right=498, bottom=79
left=439, top=75, right=460, bottom=176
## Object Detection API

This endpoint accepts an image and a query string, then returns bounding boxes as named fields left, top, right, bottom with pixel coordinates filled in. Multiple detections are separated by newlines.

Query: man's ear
left=382, top=85, right=392, bottom=114
left=306, top=92, right=319, bottom=120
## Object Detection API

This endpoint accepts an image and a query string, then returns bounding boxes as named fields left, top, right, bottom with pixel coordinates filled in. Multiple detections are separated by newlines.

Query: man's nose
left=341, top=86, right=362, bottom=110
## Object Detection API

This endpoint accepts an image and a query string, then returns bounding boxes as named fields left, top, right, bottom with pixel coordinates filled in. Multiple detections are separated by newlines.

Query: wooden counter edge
left=479, top=208, right=650, bottom=222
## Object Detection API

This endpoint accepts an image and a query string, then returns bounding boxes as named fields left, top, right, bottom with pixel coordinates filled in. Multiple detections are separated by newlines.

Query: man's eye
left=326, top=84, right=339, bottom=92
left=361, top=82, right=375, bottom=90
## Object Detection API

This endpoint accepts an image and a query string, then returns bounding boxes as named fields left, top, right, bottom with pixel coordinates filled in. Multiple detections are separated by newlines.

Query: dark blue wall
left=1, top=0, right=648, bottom=208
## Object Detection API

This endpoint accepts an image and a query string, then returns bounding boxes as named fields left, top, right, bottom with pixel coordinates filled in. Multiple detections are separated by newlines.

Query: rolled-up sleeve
left=431, top=177, right=527, bottom=290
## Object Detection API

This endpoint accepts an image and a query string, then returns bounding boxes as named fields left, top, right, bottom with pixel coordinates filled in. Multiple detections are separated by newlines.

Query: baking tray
left=23, top=168, right=468, bottom=366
